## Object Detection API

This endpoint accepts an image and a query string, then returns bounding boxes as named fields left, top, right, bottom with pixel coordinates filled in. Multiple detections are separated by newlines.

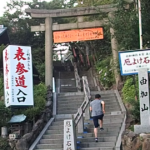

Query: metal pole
left=138, top=0, right=143, bottom=49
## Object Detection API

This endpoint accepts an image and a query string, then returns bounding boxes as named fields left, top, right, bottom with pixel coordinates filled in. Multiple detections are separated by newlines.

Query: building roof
left=0, top=27, right=10, bottom=45
left=0, top=27, right=7, bottom=36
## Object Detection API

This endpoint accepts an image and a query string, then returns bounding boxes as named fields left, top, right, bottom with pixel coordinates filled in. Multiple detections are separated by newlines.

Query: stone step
left=36, top=143, right=63, bottom=149
left=85, top=128, right=120, bottom=133
left=60, top=87, right=77, bottom=92
left=57, top=110, right=77, bottom=114
left=57, top=100, right=83, bottom=104
left=57, top=107, right=121, bottom=113
left=58, top=98, right=117, bottom=103
left=77, top=141, right=115, bottom=147
left=57, top=102, right=83, bottom=107
left=43, top=131, right=119, bottom=140
left=84, top=123, right=122, bottom=128
left=35, top=149, right=62, bottom=150
left=45, top=130, right=119, bottom=136
left=78, top=147, right=114, bottom=150
left=52, top=116, right=123, bottom=123
left=57, top=92, right=84, bottom=96
left=90, top=90, right=115, bottom=94
left=57, top=96, right=84, bottom=100
left=57, top=96, right=84, bottom=103
left=77, top=131, right=119, bottom=137
left=57, top=103, right=82, bottom=108
left=57, top=108, right=121, bottom=114
left=58, top=101, right=119, bottom=107
left=84, top=118, right=123, bottom=124
left=60, top=78, right=76, bottom=82
left=60, top=72, right=75, bottom=79
left=41, top=135, right=117, bottom=143
left=43, top=134, right=64, bottom=139
left=49, top=123, right=122, bottom=130
left=40, top=139, right=63, bottom=144
left=54, top=114, right=124, bottom=121
left=46, top=127, right=120, bottom=134
left=57, top=101, right=118, bottom=107
left=90, top=98, right=117, bottom=102
left=57, top=104, right=120, bottom=110
left=91, top=93, right=116, bottom=97
left=57, top=94, right=116, bottom=99
left=60, top=83, right=76, bottom=87
left=77, top=136, right=117, bottom=142
left=38, top=141, right=115, bottom=148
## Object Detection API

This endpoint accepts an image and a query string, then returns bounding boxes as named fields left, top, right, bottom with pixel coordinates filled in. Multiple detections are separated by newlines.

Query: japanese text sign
left=53, top=27, right=104, bottom=43
left=3, top=45, right=34, bottom=107
left=138, top=68, right=150, bottom=125
left=64, top=120, right=76, bottom=150
left=118, top=49, right=150, bottom=75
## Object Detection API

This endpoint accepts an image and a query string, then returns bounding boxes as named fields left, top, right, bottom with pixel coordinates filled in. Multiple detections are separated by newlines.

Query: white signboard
left=118, top=49, right=150, bottom=75
left=64, top=120, right=76, bottom=150
left=3, top=45, right=34, bottom=107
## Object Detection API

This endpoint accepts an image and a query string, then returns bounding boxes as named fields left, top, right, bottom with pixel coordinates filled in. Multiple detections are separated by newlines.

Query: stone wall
left=122, top=130, right=150, bottom=150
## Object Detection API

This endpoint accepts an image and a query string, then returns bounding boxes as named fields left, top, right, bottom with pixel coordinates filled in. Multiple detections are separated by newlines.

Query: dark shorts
left=92, top=114, right=104, bottom=128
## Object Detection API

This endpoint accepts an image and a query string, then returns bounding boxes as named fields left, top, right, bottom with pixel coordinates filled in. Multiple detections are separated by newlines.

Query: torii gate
left=25, top=1, right=133, bottom=87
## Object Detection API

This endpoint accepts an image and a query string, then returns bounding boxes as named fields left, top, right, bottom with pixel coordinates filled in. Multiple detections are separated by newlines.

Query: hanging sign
left=53, top=27, right=104, bottom=43
left=3, top=45, right=34, bottom=107
left=118, top=49, right=150, bottom=75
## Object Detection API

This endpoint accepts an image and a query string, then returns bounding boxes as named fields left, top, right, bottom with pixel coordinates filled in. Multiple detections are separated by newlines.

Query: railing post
left=85, top=101, right=90, bottom=120
left=77, top=108, right=84, bottom=133
left=53, top=92, right=57, bottom=116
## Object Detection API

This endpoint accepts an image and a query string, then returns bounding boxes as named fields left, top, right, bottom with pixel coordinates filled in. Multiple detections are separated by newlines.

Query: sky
left=0, top=0, right=52, bottom=17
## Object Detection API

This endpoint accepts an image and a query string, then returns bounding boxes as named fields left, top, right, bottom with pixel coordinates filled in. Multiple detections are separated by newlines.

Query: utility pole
left=138, top=0, right=143, bottom=49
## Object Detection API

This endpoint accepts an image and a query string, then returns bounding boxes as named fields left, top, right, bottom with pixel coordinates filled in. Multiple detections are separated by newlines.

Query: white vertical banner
left=3, top=45, right=34, bottom=107
left=64, top=119, right=76, bottom=150
left=138, top=68, right=150, bottom=125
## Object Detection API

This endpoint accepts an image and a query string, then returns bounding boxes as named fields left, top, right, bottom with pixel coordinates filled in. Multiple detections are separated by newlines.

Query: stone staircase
left=33, top=89, right=125, bottom=150
left=55, top=72, right=78, bottom=93
left=76, top=91, right=124, bottom=150
left=33, top=92, right=85, bottom=150
left=30, top=63, right=126, bottom=150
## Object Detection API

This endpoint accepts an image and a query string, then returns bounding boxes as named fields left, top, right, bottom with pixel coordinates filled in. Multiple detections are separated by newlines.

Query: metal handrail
left=74, top=76, right=91, bottom=127
left=73, top=62, right=82, bottom=91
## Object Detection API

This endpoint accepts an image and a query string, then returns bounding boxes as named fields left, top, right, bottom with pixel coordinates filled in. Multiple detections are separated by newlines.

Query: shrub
left=95, top=57, right=115, bottom=87
left=122, top=76, right=139, bottom=103
left=11, top=83, right=47, bottom=122
left=0, top=137, right=11, bottom=150
left=122, top=76, right=140, bottom=123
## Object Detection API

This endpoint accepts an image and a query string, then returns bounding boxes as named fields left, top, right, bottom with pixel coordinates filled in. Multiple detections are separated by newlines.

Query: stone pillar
left=134, top=68, right=150, bottom=134
left=45, top=17, right=53, bottom=86
left=109, top=12, right=121, bottom=89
